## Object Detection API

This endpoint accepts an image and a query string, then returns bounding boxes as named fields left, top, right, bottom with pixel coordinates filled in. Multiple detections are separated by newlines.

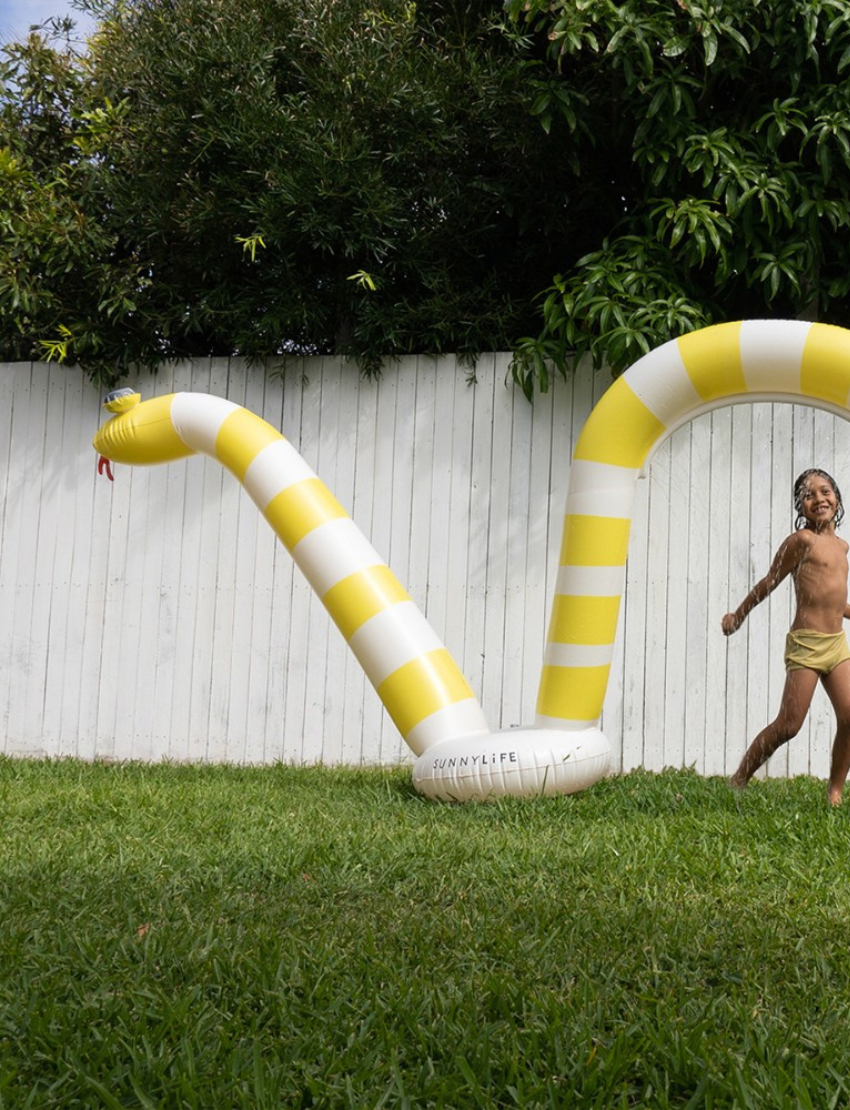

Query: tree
left=506, top=0, right=850, bottom=395
left=0, top=0, right=581, bottom=383
left=0, top=26, right=142, bottom=373
left=11, top=2, right=846, bottom=393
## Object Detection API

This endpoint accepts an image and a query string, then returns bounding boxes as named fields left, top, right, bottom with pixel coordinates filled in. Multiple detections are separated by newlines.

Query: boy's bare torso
left=788, top=530, right=849, bottom=633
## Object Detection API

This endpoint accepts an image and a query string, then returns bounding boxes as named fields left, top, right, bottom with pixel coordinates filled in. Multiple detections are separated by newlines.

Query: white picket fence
left=1, top=354, right=849, bottom=781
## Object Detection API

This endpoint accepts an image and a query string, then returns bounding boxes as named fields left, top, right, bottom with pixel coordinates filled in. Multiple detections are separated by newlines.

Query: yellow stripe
left=559, top=515, right=631, bottom=567
left=677, top=321, right=745, bottom=400
left=536, top=664, right=610, bottom=721
left=93, top=394, right=194, bottom=466
left=378, top=650, right=476, bottom=738
left=216, top=408, right=284, bottom=482
left=323, top=565, right=412, bottom=640
left=801, top=322, right=850, bottom=408
left=263, top=478, right=348, bottom=550
left=549, top=595, right=621, bottom=645
left=573, top=377, right=665, bottom=468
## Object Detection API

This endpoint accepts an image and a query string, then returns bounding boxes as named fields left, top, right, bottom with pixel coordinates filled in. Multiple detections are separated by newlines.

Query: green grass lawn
left=1, top=758, right=849, bottom=1108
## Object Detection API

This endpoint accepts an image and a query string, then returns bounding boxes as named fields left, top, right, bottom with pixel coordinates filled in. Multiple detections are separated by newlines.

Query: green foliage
left=4, top=759, right=850, bottom=1105
left=0, top=0, right=579, bottom=383
left=7, top=1, right=850, bottom=390
left=507, top=0, right=850, bottom=393
left=0, top=30, right=144, bottom=381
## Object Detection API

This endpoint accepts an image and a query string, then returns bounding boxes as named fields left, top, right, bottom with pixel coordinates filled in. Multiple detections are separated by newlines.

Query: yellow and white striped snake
left=94, top=320, right=850, bottom=799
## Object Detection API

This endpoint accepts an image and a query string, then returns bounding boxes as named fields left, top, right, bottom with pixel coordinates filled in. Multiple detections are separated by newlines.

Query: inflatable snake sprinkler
left=94, top=320, right=850, bottom=800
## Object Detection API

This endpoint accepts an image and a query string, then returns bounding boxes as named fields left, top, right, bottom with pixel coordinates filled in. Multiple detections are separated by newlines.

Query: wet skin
left=722, top=476, right=850, bottom=805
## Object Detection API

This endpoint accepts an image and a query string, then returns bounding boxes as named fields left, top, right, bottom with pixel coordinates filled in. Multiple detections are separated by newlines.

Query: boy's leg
left=730, top=667, right=819, bottom=789
left=821, top=658, right=850, bottom=805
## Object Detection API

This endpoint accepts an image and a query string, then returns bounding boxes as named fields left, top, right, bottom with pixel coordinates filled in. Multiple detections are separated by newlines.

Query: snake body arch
left=94, top=320, right=850, bottom=799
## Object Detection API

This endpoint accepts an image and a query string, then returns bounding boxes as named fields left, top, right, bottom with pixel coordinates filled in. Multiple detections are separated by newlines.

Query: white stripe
left=623, top=340, right=701, bottom=425
left=348, top=602, right=445, bottom=686
left=242, top=440, right=318, bottom=511
left=292, top=519, right=387, bottom=596
left=404, top=699, right=490, bottom=756
left=565, top=459, right=640, bottom=518
left=543, top=643, right=615, bottom=667
left=554, top=565, right=627, bottom=597
left=170, top=393, right=239, bottom=454
left=740, top=319, right=810, bottom=394
left=534, top=713, right=598, bottom=731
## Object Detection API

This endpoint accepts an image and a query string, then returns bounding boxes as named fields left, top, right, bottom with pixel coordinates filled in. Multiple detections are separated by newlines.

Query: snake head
left=103, top=388, right=141, bottom=414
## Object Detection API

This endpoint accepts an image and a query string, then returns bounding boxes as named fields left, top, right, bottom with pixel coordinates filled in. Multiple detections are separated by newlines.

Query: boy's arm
left=722, top=533, right=804, bottom=636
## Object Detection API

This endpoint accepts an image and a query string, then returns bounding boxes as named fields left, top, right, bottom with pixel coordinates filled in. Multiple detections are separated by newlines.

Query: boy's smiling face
left=799, top=475, right=840, bottom=529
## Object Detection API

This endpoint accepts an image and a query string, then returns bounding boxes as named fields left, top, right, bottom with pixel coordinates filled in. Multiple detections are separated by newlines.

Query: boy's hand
left=722, top=612, right=741, bottom=636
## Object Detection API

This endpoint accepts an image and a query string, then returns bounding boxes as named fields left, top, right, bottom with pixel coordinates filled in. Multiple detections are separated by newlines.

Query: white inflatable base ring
left=411, top=727, right=611, bottom=801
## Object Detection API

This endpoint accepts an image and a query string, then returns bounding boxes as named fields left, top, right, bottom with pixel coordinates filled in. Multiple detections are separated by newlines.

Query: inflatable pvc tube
left=534, top=318, right=850, bottom=741
left=411, top=727, right=611, bottom=800
left=93, top=390, right=490, bottom=757
left=93, top=320, right=850, bottom=800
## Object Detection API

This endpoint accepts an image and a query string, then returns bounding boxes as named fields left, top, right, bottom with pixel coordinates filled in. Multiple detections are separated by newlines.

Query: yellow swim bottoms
left=784, top=629, right=850, bottom=675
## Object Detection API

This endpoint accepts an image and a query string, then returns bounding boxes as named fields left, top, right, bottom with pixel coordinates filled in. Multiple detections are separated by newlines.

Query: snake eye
left=103, top=387, right=136, bottom=404
left=102, top=388, right=141, bottom=413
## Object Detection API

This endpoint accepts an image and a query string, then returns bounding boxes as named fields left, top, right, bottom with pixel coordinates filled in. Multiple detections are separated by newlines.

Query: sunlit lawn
left=0, top=758, right=848, bottom=1107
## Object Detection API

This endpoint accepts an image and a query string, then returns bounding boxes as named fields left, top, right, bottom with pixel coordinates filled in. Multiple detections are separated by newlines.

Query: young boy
left=722, top=469, right=850, bottom=805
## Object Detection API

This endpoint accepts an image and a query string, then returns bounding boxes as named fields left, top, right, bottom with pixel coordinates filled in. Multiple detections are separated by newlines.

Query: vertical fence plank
left=464, top=357, right=496, bottom=714
left=683, top=411, right=712, bottom=772
left=522, top=381, right=558, bottom=727
left=42, top=367, right=96, bottom=757
left=442, top=367, right=478, bottom=721
left=643, top=439, right=672, bottom=771
left=763, top=403, right=795, bottom=779
left=480, top=358, right=515, bottom=728
left=7, top=365, right=50, bottom=755
left=706, top=406, right=734, bottom=777
left=499, top=356, right=534, bottom=730
left=663, top=423, right=692, bottom=770
left=620, top=458, right=650, bottom=771
left=739, top=403, right=774, bottom=773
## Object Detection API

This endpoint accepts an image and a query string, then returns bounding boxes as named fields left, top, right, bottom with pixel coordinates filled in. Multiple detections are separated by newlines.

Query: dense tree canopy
left=0, top=0, right=578, bottom=383
left=4, top=1, right=850, bottom=389
left=507, top=0, right=850, bottom=392
left=0, top=26, right=141, bottom=374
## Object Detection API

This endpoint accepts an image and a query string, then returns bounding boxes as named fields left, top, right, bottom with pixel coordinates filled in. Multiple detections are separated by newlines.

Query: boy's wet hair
left=794, top=468, right=845, bottom=530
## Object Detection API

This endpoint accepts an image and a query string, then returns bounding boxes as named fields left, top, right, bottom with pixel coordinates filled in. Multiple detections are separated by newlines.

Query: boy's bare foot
left=828, top=786, right=843, bottom=807
left=728, top=773, right=747, bottom=792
